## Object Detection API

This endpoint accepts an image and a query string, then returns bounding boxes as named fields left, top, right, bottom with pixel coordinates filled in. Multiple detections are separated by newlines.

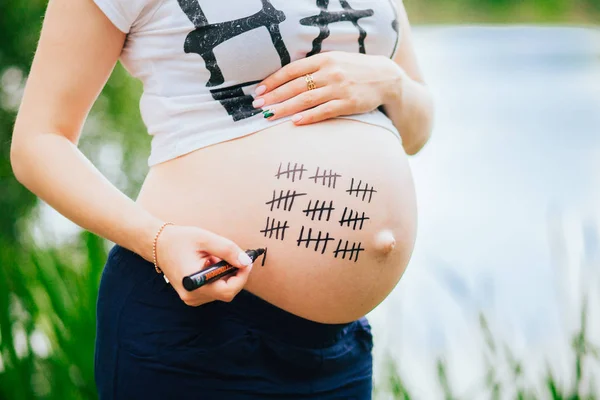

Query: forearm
left=380, top=60, right=434, bottom=155
left=10, top=132, right=162, bottom=261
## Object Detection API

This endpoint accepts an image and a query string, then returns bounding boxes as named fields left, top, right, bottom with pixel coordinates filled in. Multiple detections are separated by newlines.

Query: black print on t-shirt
left=300, top=0, right=374, bottom=57
left=176, top=0, right=291, bottom=121
left=387, top=0, right=399, bottom=58
left=209, top=80, right=263, bottom=121
left=177, top=0, right=290, bottom=87
left=176, top=0, right=392, bottom=122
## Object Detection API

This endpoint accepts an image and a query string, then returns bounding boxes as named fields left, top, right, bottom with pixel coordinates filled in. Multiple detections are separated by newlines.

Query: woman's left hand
left=252, top=51, right=403, bottom=125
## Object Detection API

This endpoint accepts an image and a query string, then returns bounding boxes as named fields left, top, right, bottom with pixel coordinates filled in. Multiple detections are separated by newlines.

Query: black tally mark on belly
left=296, top=226, right=335, bottom=254
left=275, top=162, right=307, bottom=182
left=265, top=190, right=307, bottom=212
left=339, top=207, right=370, bottom=230
left=260, top=217, right=289, bottom=240
left=308, top=167, right=342, bottom=189
left=261, top=247, right=268, bottom=266
left=303, top=200, right=335, bottom=221
left=176, top=0, right=291, bottom=121
left=346, top=178, right=377, bottom=203
left=300, top=0, right=374, bottom=57
left=333, top=239, right=364, bottom=262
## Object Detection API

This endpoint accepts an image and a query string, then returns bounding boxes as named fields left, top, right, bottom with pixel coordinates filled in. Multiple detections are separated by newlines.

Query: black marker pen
left=182, top=248, right=265, bottom=291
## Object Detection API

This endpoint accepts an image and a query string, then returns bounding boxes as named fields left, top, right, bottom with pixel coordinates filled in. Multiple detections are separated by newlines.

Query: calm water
left=369, top=26, right=600, bottom=397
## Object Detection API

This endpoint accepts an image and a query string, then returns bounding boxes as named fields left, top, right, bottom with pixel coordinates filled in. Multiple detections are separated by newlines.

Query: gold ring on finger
left=305, top=73, right=317, bottom=91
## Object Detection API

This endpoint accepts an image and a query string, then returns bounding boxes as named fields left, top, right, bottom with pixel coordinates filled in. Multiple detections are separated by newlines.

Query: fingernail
left=238, top=252, right=253, bottom=266
left=263, top=109, right=275, bottom=118
left=252, top=98, right=265, bottom=108
left=255, top=85, right=267, bottom=96
left=291, top=114, right=303, bottom=122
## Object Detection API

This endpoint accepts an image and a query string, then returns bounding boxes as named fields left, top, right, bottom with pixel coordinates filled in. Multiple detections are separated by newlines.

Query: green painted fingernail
left=263, top=109, right=274, bottom=118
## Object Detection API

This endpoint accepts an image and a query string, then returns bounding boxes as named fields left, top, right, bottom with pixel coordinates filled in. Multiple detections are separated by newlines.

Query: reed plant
left=377, top=308, right=599, bottom=399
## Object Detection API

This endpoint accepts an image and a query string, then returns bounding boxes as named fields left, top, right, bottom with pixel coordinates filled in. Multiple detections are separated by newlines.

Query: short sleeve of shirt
left=92, top=0, right=149, bottom=33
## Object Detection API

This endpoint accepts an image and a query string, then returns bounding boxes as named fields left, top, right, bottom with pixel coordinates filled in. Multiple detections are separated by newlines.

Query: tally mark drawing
left=339, top=207, right=370, bottom=230
left=261, top=247, right=268, bottom=266
left=346, top=178, right=377, bottom=203
left=265, top=190, right=307, bottom=212
left=333, top=239, right=365, bottom=262
left=303, top=200, right=335, bottom=221
left=275, top=162, right=307, bottom=182
left=260, top=217, right=289, bottom=240
left=309, top=167, right=341, bottom=189
left=300, top=0, right=374, bottom=57
left=296, top=226, right=335, bottom=254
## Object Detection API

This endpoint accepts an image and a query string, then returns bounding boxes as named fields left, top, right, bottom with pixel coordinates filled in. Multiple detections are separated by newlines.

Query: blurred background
left=1, top=0, right=599, bottom=398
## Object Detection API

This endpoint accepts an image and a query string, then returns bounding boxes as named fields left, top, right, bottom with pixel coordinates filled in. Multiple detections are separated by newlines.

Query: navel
left=373, top=229, right=396, bottom=255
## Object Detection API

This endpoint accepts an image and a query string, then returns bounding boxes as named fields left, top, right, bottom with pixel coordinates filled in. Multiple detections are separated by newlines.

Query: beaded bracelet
left=152, top=222, right=174, bottom=274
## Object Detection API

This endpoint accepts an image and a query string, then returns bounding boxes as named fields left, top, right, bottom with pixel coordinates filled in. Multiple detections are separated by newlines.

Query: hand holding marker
left=183, top=248, right=266, bottom=291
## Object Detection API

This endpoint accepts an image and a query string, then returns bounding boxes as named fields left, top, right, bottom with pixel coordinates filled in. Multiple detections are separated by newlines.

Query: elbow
left=403, top=96, right=434, bottom=156
left=10, top=128, right=31, bottom=186
left=404, top=128, right=432, bottom=156
left=10, top=151, right=28, bottom=188
left=397, top=86, right=434, bottom=156
left=10, top=137, right=24, bottom=184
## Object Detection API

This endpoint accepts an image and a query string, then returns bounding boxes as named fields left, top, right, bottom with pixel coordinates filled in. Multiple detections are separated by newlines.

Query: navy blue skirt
left=94, top=244, right=373, bottom=399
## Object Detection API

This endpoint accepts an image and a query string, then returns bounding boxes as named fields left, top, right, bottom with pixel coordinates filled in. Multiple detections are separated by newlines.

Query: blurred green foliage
left=0, top=231, right=105, bottom=398
left=0, top=0, right=599, bottom=399
left=1, top=1, right=148, bottom=398
left=403, top=0, right=600, bottom=23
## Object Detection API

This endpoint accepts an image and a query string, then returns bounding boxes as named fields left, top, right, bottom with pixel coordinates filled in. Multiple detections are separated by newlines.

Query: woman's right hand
left=154, top=224, right=254, bottom=307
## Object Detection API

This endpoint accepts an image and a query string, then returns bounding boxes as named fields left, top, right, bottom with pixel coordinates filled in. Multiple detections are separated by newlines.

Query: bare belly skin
left=135, top=118, right=417, bottom=323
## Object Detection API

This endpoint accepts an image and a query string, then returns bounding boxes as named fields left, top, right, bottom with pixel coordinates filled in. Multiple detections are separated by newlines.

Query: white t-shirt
left=93, top=0, right=403, bottom=166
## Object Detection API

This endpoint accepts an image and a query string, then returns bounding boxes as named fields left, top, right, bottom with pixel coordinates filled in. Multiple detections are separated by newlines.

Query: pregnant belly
left=136, top=118, right=417, bottom=323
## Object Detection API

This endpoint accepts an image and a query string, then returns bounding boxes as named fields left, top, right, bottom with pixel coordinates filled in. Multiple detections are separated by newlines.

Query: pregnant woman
left=11, top=0, right=433, bottom=398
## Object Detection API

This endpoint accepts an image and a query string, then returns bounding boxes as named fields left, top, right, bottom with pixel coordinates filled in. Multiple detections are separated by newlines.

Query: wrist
left=132, top=215, right=169, bottom=262
left=379, top=57, right=407, bottom=107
